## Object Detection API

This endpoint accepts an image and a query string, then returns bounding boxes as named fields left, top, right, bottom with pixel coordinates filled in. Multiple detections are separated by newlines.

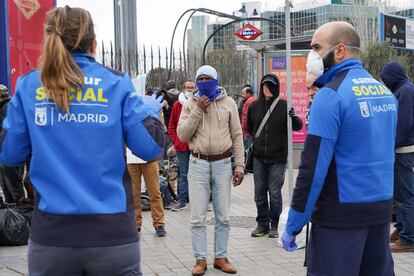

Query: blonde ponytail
left=38, top=6, right=95, bottom=113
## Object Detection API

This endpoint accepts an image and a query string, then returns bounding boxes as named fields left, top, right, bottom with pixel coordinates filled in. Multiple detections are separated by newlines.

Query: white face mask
left=306, top=50, right=324, bottom=79
left=306, top=44, right=360, bottom=78
left=179, top=91, right=191, bottom=105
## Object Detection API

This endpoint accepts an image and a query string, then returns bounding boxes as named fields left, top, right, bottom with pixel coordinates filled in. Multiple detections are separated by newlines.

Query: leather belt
left=191, top=150, right=232, bottom=162
left=396, top=145, right=414, bottom=153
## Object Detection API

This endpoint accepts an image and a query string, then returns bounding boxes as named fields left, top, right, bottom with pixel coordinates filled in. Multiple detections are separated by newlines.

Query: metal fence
left=96, top=40, right=253, bottom=100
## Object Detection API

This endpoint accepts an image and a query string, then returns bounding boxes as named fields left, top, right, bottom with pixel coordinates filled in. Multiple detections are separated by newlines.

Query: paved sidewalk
left=1, top=173, right=413, bottom=275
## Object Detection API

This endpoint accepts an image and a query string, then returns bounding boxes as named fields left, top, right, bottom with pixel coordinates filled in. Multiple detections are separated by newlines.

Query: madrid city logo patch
left=358, top=101, right=370, bottom=118
left=35, top=107, right=47, bottom=126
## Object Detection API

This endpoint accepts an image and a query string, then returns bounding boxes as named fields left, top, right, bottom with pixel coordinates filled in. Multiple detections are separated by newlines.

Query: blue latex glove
left=143, top=94, right=164, bottom=113
left=281, top=231, right=298, bottom=252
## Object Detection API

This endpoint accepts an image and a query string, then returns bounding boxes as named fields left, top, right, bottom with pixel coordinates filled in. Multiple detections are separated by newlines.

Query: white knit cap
left=195, top=65, right=218, bottom=81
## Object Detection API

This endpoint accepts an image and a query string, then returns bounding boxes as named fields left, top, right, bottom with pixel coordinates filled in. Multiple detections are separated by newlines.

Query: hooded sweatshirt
left=177, top=87, right=244, bottom=173
left=380, top=62, right=414, bottom=149
left=246, top=74, right=303, bottom=164
left=163, top=88, right=180, bottom=127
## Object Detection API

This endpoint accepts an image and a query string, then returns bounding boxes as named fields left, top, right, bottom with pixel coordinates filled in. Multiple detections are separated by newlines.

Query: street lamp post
left=285, top=0, right=294, bottom=202
left=167, top=8, right=241, bottom=81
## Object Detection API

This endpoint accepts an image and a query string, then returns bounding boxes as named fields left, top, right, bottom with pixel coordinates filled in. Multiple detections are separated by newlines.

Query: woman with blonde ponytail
left=0, top=6, right=165, bottom=276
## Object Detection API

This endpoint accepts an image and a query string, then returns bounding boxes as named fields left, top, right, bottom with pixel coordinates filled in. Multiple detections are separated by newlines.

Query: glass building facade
left=207, top=23, right=236, bottom=51
left=190, top=15, right=208, bottom=52
left=189, top=2, right=414, bottom=54
left=261, top=4, right=379, bottom=40
left=395, top=8, right=414, bottom=19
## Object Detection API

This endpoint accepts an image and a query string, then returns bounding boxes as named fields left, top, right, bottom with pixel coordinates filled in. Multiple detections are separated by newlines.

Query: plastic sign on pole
left=235, top=24, right=263, bottom=41
left=8, top=0, right=55, bottom=93
left=268, top=54, right=308, bottom=144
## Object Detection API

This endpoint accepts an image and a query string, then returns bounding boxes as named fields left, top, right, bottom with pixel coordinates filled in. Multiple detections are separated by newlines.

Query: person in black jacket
left=162, top=80, right=180, bottom=128
left=246, top=74, right=303, bottom=238
left=380, top=62, right=414, bottom=253
left=0, top=84, right=25, bottom=203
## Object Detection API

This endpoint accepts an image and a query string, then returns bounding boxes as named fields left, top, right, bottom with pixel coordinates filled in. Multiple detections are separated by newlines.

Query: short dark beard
left=323, top=49, right=336, bottom=70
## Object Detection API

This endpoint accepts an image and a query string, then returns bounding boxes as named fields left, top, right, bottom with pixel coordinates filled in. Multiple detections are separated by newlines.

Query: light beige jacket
left=177, top=88, right=244, bottom=173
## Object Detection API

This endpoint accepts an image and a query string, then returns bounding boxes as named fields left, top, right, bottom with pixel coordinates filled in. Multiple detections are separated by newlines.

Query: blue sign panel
left=272, top=57, right=287, bottom=70
left=0, top=1, right=10, bottom=88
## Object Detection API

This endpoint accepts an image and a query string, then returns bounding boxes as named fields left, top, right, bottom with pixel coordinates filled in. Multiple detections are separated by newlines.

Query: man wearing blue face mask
left=282, top=21, right=397, bottom=275
left=178, top=65, right=244, bottom=276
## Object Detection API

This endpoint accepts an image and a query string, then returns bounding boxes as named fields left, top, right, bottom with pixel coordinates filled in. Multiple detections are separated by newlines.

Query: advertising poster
left=380, top=12, right=414, bottom=50
left=266, top=53, right=309, bottom=144
left=8, top=0, right=55, bottom=93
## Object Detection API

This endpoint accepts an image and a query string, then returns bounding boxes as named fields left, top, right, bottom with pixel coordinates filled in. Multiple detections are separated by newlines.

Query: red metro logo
left=13, top=0, right=41, bottom=20
left=235, top=24, right=263, bottom=41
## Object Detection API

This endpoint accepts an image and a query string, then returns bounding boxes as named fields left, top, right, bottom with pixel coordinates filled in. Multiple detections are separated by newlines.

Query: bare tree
left=359, top=42, right=414, bottom=80
left=351, top=0, right=383, bottom=51
left=206, top=48, right=249, bottom=100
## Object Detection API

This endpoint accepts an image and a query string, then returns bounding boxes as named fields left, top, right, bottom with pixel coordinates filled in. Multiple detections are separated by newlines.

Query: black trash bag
left=0, top=207, right=30, bottom=246
left=11, top=202, right=34, bottom=225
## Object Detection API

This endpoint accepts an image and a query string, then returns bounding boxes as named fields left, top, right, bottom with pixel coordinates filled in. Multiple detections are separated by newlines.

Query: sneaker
left=171, top=202, right=187, bottom=212
left=155, top=225, right=167, bottom=237
left=251, top=224, right=269, bottom=237
left=391, top=240, right=414, bottom=253
left=268, top=227, right=279, bottom=238
left=390, top=229, right=399, bottom=243
left=163, top=202, right=174, bottom=210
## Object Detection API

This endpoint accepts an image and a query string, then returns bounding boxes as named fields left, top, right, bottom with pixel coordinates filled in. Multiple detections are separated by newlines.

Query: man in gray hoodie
left=178, top=65, right=244, bottom=276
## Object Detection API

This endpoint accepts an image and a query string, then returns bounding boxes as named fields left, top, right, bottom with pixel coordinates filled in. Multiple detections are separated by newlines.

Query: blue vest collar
left=315, top=58, right=363, bottom=87
left=71, top=51, right=95, bottom=62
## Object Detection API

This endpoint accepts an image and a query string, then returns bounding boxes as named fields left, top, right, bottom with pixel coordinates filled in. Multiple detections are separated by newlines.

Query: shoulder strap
left=255, top=98, right=279, bottom=138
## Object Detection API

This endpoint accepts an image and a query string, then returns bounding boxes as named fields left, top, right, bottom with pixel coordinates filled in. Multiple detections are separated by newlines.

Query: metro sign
left=13, top=0, right=41, bottom=20
left=235, top=24, right=263, bottom=41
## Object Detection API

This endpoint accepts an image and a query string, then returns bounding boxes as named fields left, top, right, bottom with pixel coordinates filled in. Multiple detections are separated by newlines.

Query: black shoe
left=251, top=224, right=269, bottom=237
left=137, top=227, right=141, bottom=233
left=155, top=225, right=167, bottom=237
left=268, top=227, right=278, bottom=238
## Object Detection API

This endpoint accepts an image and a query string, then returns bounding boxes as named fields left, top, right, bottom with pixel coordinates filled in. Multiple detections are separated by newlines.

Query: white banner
left=131, top=74, right=147, bottom=97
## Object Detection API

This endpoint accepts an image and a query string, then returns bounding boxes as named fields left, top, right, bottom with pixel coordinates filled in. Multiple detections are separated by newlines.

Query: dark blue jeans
left=176, top=151, right=190, bottom=205
left=394, top=152, right=414, bottom=245
left=159, top=175, right=172, bottom=205
left=253, top=158, right=286, bottom=228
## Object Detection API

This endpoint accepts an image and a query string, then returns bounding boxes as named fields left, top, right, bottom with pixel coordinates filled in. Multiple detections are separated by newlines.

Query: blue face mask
left=196, top=79, right=219, bottom=101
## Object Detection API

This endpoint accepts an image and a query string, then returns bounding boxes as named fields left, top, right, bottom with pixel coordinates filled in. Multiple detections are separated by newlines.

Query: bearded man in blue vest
left=282, top=21, right=397, bottom=276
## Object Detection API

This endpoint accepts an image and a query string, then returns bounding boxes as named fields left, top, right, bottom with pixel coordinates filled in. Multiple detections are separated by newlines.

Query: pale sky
left=56, top=0, right=279, bottom=49
left=56, top=0, right=414, bottom=49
